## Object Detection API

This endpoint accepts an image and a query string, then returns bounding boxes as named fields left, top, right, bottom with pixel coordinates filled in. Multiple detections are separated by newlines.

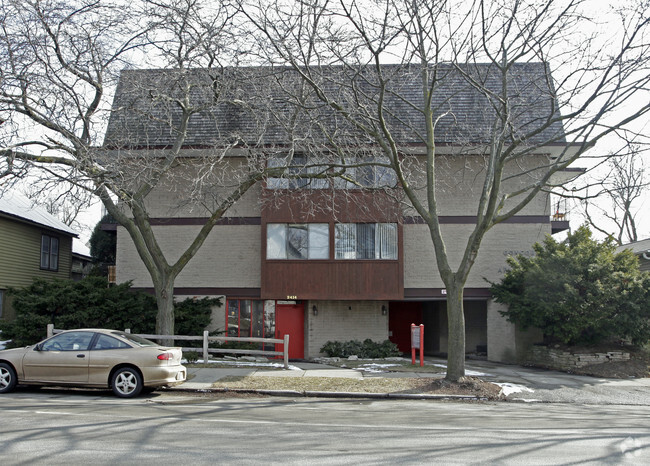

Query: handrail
left=46, top=324, right=290, bottom=369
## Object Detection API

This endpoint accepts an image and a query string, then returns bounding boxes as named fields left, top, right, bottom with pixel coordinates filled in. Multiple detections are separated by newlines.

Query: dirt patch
left=212, top=375, right=504, bottom=400
left=418, top=376, right=504, bottom=399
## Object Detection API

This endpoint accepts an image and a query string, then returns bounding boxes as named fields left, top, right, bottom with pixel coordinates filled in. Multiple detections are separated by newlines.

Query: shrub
left=174, top=296, right=222, bottom=342
left=320, top=339, right=399, bottom=358
left=183, top=351, right=200, bottom=363
left=491, top=226, right=650, bottom=346
left=0, top=278, right=221, bottom=348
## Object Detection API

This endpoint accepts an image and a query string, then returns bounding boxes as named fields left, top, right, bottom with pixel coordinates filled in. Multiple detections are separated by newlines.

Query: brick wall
left=402, top=155, right=552, bottom=216
left=141, top=156, right=262, bottom=218
left=116, top=224, right=261, bottom=288
left=404, top=223, right=550, bottom=288
left=305, top=300, right=389, bottom=358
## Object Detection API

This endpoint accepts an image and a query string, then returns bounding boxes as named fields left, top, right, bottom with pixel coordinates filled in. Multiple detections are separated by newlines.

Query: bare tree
left=579, top=143, right=649, bottom=244
left=242, top=0, right=650, bottom=380
left=0, top=0, right=352, bottom=340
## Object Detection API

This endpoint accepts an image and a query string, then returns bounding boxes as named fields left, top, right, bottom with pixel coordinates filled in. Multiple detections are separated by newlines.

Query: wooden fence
left=47, top=325, right=290, bottom=369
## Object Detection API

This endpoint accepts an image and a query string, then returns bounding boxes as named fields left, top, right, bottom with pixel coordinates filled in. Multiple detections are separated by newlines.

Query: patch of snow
left=496, top=382, right=535, bottom=397
left=192, top=359, right=303, bottom=371
left=356, top=363, right=401, bottom=373
left=427, top=362, right=491, bottom=377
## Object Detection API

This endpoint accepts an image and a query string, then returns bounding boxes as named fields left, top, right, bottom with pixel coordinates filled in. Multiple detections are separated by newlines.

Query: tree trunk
left=445, top=281, right=466, bottom=382
left=154, top=278, right=175, bottom=346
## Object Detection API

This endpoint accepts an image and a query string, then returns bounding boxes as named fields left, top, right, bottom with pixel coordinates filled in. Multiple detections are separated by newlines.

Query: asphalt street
left=1, top=388, right=649, bottom=464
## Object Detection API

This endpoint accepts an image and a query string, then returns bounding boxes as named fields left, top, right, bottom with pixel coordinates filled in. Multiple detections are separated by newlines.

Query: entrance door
left=388, top=301, right=423, bottom=353
left=275, top=302, right=305, bottom=359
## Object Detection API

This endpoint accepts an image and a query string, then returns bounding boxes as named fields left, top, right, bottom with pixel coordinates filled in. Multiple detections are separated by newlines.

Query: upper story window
left=267, top=155, right=328, bottom=189
left=267, top=223, right=329, bottom=259
left=41, top=234, right=59, bottom=271
left=335, top=223, right=398, bottom=260
left=267, top=155, right=396, bottom=189
left=267, top=223, right=398, bottom=260
left=334, top=157, right=397, bottom=189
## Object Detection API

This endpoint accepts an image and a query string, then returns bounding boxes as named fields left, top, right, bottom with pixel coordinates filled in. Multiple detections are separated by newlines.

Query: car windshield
left=111, top=332, right=159, bottom=347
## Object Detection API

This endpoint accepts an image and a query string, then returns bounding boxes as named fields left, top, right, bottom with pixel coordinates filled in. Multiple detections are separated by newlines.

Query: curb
left=165, top=386, right=490, bottom=401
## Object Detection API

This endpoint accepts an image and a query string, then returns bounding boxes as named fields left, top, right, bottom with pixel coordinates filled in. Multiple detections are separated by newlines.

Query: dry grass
left=212, top=375, right=503, bottom=399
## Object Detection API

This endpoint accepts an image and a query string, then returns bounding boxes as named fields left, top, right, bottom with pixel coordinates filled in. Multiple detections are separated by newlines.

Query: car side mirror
left=34, top=344, right=43, bottom=351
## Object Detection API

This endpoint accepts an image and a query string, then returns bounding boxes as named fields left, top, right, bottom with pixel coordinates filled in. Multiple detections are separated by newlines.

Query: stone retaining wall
left=526, top=345, right=630, bottom=371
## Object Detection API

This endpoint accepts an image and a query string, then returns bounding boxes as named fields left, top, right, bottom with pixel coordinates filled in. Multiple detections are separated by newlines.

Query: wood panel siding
left=261, top=189, right=404, bottom=300
left=0, top=217, right=73, bottom=289
left=262, top=260, right=403, bottom=300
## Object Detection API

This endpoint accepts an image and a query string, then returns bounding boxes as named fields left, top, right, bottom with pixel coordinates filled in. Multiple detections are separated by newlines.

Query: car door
left=88, top=333, right=133, bottom=385
left=22, top=331, right=94, bottom=384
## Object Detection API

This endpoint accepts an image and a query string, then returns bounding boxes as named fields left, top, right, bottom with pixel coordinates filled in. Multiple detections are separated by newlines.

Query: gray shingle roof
left=103, top=63, right=566, bottom=149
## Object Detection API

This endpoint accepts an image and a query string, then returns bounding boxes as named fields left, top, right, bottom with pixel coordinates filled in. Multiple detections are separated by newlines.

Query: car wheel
left=0, top=363, right=17, bottom=394
left=111, top=367, right=143, bottom=398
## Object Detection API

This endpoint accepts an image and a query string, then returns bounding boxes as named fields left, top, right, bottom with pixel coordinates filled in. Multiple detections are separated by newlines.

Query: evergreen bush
left=0, top=277, right=220, bottom=348
left=320, top=338, right=400, bottom=358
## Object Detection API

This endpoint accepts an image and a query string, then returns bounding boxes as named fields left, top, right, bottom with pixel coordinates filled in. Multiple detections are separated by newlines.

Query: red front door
left=275, top=302, right=305, bottom=359
left=389, top=301, right=423, bottom=353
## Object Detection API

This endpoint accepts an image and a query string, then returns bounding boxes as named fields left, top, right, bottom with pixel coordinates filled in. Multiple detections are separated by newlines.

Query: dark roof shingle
left=103, top=63, right=566, bottom=149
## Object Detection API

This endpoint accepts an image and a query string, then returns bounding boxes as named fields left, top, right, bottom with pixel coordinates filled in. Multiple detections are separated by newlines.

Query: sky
left=3, top=0, right=649, bottom=248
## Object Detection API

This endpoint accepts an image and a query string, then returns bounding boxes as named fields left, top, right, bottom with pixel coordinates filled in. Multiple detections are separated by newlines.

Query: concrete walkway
left=172, top=357, right=650, bottom=404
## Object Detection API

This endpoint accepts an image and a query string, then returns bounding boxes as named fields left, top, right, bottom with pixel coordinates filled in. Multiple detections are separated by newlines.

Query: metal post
left=411, top=323, right=416, bottom=365
left=203, top=330, right=209, bottom=365
left=283, top=334, right=290, bottom=369
left=419, top=324, right=424, bottom=367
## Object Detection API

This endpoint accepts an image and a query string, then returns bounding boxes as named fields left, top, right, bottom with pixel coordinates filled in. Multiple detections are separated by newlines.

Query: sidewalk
left=169, top=357, right=650, bottom=404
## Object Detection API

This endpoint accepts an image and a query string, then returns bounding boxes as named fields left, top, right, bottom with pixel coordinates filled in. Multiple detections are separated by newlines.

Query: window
left=335, top=223, right=398, bottom=259
left=93, top=334, right=131, bottom=350
left=267, top=224, right=329, bottom=259
left=41, top=234, right=59, bottom=271
left=112, top=332, right=158, bottom=347
left=227, top=300, right=275, bottom=341
left=267, top=155, right=328, bottom=189
left=267, top=154, right=396, bottom=189
left=334, top=156, right=397, bottom=189
left=41, top=331, right=94, bottom=351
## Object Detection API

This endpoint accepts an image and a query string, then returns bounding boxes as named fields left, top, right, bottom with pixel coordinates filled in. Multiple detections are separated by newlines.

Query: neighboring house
left=618, top=238, right=650, bottom=273
left=103, top=64, right=574, bottom=363
left=71, top=243, right=93, bottom=282
left=0, top=194, right=78, bottom=320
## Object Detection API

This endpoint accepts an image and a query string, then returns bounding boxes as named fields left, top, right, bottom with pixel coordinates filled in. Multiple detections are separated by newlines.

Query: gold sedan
left=0, top=329, right=186, bottom=398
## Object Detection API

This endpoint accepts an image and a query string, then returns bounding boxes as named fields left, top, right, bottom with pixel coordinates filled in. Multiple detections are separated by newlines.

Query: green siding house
left=0, top=194, right=77, bottom=320
left=618, top=238, right=650, bottom=274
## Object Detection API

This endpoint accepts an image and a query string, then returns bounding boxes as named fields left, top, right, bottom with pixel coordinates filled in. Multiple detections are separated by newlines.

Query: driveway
left=463, top=359, right=650, bottom=405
